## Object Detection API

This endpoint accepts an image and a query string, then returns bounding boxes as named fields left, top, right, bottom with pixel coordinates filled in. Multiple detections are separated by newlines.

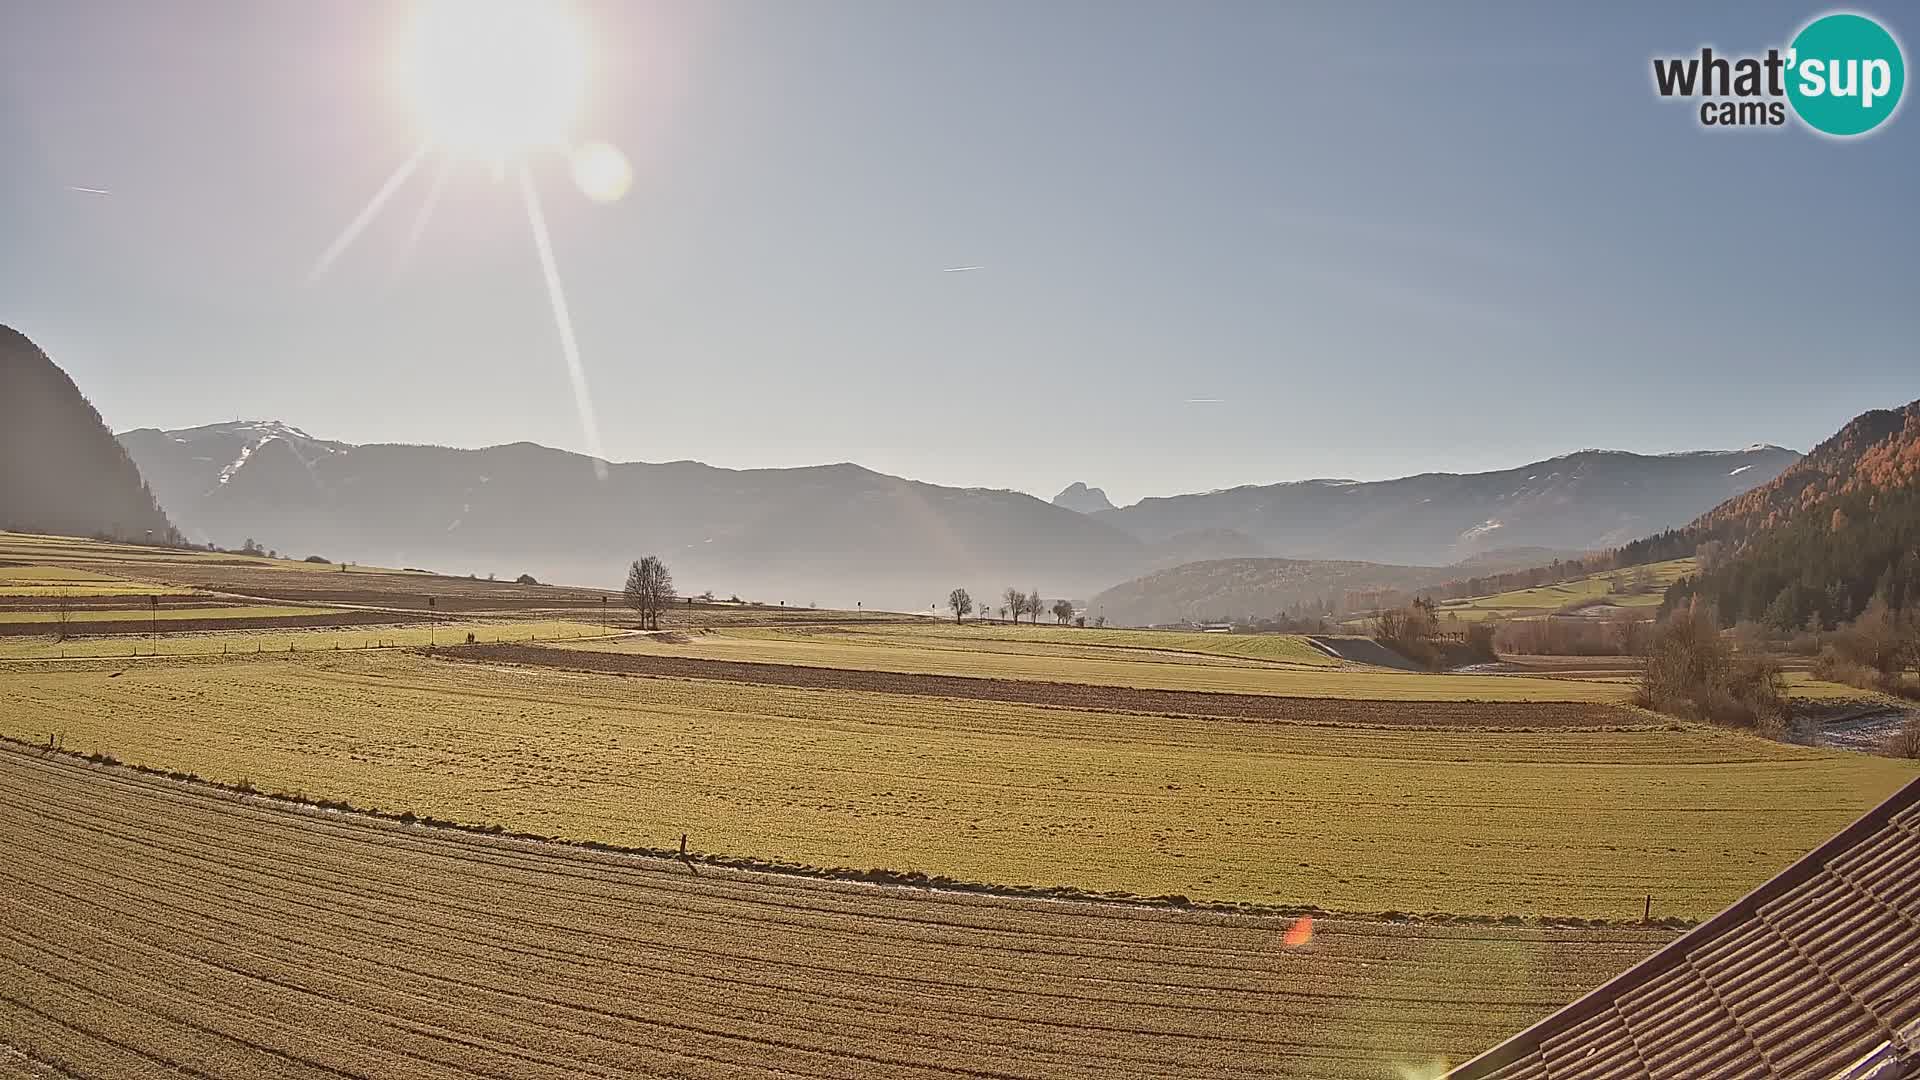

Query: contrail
left=942, top=265, right=983, bottom=272
left=391, top=157, right=451, bottom=275
left=307, top=143, right=429, bottom=283
left=517, top=160, right=608, bottom=481
left=65, top=185, right=111, bottom=196
left=1185, top=398, right=1225, bottom=404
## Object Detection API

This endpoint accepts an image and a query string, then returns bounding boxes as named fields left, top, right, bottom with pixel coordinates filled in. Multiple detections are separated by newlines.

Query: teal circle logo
left=1787, top=13, right=1905, bottom=136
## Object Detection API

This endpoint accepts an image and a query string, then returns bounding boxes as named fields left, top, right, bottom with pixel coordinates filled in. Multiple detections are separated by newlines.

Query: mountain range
left=118, top=421, right=1146, bottom=608
left=116, top=415, right=1797, bottom=611
left=1087, top=446, right=1799, bottom=566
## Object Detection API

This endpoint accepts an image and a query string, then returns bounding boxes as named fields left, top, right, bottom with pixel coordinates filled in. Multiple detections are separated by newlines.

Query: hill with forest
left=1086, top=552, right=1573, bottom=627
left=1628, top=399, right=1920, bottom=628
left=0, top=326, right=175, bottom=543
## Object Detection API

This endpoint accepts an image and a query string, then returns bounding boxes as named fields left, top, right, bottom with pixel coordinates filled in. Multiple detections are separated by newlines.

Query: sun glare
left=314, top=0, right=623, bottom=476
left=398, top=0, right=589, bottom=158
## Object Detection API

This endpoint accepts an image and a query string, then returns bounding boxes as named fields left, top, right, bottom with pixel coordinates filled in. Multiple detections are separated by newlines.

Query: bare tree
left=1027, top=589, right=1043, bottom=627
left=1051, top=599, right=1074, bottom=625
left=947, top=588, right=973, bottom=624
left=998, top=606, right=1008, bottom=621
left=54, top=596, right=71, bottom=642
left=624, top=556, right=675, bottom=630
left=1003, top=587, right=1024, bottom=626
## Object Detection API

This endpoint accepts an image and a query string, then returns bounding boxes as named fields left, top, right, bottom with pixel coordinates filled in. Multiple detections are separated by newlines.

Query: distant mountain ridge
left=1092, top=446, right=1799, bottom=566
left=119, top=424, right=1148, bottom=608
left=0, top=326, right=173, bottom=542
left=121, top=418, right=1798, bottom=608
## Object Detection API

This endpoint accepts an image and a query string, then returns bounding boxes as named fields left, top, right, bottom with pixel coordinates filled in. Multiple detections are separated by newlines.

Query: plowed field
left=0, top=747, right=1670, bottom=1080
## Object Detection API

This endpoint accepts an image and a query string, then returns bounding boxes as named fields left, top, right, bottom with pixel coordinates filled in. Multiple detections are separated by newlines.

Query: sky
left=2, top=1, right=1915, bottom=507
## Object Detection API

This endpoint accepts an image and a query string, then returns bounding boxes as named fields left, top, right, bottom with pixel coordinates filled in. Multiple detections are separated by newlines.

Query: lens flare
left=307, top=143, right=428, bottom=282
left=518, top=161, right=609, bottom=480
left=571, top=141, right=633, bottom=203
left=1283, top=915, right=1314, bottom=948
left=1394, top=1056, right=1452, bottom=1080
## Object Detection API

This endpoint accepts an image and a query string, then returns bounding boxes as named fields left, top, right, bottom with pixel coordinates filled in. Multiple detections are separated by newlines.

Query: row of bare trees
left=945, top=587, right=1075, bottom=625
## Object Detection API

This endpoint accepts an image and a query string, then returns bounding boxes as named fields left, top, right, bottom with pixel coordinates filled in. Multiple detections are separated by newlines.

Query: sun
left=397, top=0, right=589, bottom=158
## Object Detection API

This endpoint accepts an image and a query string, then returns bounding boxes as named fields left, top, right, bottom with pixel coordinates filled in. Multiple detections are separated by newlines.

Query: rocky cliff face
left=1051, top=482, right=1117, bottom=514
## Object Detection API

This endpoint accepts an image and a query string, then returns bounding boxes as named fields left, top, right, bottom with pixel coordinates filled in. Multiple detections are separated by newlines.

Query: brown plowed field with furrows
left=451, top=644, right=1637, bottom=728
left=0, top=747, right=1669, bottom=1080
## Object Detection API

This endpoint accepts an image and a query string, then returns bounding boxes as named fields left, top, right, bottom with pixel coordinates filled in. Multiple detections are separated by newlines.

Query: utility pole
left=149, top=594, right=158, bottom=645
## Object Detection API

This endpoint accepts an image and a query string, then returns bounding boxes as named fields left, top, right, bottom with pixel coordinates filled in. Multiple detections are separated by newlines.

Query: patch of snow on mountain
left=1729, top=464, right=1753, bottom=476
left=217, top=435, right=276, bottom=486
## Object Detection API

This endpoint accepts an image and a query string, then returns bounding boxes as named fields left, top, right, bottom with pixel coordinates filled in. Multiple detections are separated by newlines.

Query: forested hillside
left=1637, top=400, right=1920, bottom=628
left=0, top=326, right=175, bottom=543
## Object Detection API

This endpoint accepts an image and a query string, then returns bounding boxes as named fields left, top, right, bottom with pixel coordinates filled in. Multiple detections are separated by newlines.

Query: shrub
left=1885, top=714, right=1920, bottom=759
left=1634, top=603, right=1788, bottom=729
left=1810, top=599, right=1920, bottom=700
left=514, top=573, right=540, bottom=585
left=1373, top=600, right=1496, bottom=669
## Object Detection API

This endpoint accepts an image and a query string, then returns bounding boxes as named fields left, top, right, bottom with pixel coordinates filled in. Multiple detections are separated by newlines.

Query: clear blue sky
left=3, top=1, right=1914, bottom=505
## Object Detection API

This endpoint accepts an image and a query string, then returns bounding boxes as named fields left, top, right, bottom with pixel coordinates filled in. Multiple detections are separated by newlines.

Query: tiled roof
left=1448, top=776, right=1920, bottom=1080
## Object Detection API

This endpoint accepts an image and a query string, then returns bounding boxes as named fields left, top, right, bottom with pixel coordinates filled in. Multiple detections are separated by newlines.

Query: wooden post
left=1644, top=894, right=1651, bottom=923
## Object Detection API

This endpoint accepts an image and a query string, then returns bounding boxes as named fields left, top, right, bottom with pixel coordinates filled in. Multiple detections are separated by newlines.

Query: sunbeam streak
left=392, top=157, right=451, bottom=276
left=307, top=143, right=430, bottom=283
left=517, top=160, right=608, bottom=481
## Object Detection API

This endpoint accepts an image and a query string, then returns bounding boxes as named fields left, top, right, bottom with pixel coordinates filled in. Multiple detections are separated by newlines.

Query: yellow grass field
left=0, top=562, right=196, bottom=597
left=1434, top=558, right=1697, bottom=623
left=902, top=623, right=1342, bottom=665
left=3, top=650, right=1909, bottom=920
left=557, top=626, right=1637, bottom=702
left=0, top=619, right=611, bottom=660
left=0, top=604, right=344, bottom=624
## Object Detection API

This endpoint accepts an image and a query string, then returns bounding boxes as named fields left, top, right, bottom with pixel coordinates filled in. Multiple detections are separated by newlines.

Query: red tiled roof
left=1448, top=776, right=1920, bottom=1080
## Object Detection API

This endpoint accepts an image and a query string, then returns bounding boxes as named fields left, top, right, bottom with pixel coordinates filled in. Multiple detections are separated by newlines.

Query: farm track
left=449, top=644, right=1636, bottom=728
left=0, top=748, right=1665, bottom=1079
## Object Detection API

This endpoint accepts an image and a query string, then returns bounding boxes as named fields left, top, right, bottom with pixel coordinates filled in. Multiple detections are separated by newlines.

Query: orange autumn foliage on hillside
left=1692, top=400, right=1920, bottom=541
